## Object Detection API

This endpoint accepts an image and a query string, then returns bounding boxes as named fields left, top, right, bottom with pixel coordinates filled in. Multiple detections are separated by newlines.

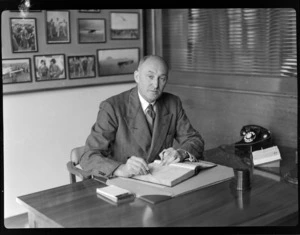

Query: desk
left=17, top=146, right=298, bottom=227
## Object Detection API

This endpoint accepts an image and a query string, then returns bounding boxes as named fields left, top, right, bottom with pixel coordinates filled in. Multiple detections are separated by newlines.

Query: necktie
left=146, top=104, right=155, bottom=134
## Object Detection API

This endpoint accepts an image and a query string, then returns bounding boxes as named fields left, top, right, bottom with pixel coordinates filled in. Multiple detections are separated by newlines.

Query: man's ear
left=134, top=70, right=139, bottom=83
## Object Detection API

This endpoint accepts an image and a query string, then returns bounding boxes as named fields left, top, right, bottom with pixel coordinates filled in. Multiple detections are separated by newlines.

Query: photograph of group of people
left=68, top=56, right=96, bottom=79
left=10, top=18, right=38, bottom=53
left=34, top=55, right=65, bottom=81
left=46, top=11, right=70, bottom=43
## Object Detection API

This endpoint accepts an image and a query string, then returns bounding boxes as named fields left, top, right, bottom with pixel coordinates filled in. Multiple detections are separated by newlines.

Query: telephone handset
left=235, top=125, right=272, bottom=151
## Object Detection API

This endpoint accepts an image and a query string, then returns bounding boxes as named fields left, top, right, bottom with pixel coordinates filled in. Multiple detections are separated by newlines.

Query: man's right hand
left=113, top=156, right=150, bottom=178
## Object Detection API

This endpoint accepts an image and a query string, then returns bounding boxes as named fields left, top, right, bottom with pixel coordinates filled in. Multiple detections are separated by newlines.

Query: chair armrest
left=66, top=161, right=92, bottom=180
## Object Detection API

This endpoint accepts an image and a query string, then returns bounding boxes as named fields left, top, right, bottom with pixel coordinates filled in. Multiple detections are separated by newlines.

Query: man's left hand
left=159, top=147, right=186, bottom=165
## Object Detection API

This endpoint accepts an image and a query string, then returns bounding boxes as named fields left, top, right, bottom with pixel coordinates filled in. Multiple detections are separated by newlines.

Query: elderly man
left=80, top=55, right=204, bottom=178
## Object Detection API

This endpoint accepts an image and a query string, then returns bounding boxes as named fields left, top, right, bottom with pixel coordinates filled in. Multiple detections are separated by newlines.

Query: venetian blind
left=162, top=8, right=297, bottom=78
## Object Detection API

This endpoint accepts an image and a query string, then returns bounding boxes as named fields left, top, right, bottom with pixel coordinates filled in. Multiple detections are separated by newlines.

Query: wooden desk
left=17, top=146, right=298, bottom=227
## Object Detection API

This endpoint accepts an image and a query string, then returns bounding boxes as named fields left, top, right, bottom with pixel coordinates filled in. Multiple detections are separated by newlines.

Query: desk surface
left=17, top=146, right=298, bottom=227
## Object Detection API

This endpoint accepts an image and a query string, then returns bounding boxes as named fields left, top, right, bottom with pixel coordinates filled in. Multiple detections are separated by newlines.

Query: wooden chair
left=66, top=146, right=91, bottom=183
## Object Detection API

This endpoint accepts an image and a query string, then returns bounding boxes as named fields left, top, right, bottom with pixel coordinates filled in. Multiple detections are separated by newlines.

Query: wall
left=165, top=71, right=297, bottom=151
left=2, top=9, right=141, bottom=218
left=3, top=83, right=135, bottom=218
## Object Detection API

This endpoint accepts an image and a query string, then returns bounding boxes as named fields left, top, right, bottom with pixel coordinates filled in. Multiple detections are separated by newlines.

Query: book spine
left=93, top=175, right=107, bottom=184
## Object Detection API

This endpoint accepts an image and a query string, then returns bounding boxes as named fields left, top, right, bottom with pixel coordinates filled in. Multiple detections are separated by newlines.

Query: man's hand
left=113, top=156, right=150, bottom=178
left=159, top=147, right=187, bottom=165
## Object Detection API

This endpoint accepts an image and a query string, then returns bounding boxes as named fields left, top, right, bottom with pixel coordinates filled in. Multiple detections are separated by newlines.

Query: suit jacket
left=80, top=86, right=204, bottom=178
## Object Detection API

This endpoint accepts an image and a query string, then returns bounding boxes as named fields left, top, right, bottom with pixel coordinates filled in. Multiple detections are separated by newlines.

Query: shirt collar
left=138, top=91, right=156, bottom=113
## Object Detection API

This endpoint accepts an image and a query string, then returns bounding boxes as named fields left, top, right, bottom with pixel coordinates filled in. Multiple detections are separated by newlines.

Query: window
left=162, top=8, right=297, bottom=78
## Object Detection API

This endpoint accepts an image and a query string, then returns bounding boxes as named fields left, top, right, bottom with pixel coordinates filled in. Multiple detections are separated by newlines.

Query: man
left=54, top=17, right=60, bottom=38
left=48, top=18, right=54, bottom=39
left=20, top=26, right=29, bottom=49
left=60, top=19, right=67, bottom=38
left=49, top=58, right=62, bottom=79
left=80, top=55, right=204, bottom=178
left=37, top=60, right=49, bottom=80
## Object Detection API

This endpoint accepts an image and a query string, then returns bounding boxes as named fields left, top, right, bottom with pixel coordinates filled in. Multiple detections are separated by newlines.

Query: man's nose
left=152, top=78, right=159, bottom=89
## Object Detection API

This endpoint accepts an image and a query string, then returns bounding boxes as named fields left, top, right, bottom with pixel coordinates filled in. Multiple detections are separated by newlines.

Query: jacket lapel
left=124, top=87, right=152, bottom=154
left=147, top=98, right=172, bottom=163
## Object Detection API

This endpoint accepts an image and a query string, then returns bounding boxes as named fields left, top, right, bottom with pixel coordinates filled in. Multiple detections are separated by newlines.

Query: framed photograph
left=2, top=58, right=32, bottom=84
left=46, top=11, right=70, bottom=44
left=110, top=12, right=139, bottom=40
left=34, top=54, right=66, bottom=81
left=79, top=10, right=101, bottom=13
left=78, top=19, right=106, bottom=43
left=68, top=55, right=96, bottom=79
left=10, top=18, right=38, bottom=53
left=97, top=48, right=139, bottom=76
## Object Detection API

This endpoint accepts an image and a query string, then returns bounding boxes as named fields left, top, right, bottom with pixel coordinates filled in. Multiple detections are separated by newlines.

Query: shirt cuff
left=177, top=149, right=198, bottom=162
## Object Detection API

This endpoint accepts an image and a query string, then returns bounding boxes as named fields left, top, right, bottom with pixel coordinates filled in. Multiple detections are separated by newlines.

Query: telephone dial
left=235, top=125, right=272, bottom=151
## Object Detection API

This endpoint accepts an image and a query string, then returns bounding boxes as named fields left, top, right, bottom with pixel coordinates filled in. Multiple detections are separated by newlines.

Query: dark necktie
left=145, top=104, right=155, bottom=134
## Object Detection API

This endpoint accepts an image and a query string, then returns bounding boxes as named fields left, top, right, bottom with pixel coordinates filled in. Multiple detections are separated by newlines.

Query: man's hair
left=50, top=58, right=56, bottom=63
left=137, top=55, right=169, bottom=71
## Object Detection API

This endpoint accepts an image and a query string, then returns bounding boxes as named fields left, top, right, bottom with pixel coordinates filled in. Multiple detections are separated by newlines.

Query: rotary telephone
left=235, top=125, right=272, bottom=151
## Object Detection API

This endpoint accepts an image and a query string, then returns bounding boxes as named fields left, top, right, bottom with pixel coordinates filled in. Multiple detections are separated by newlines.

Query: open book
left=131, top=159, right=217, bottom=187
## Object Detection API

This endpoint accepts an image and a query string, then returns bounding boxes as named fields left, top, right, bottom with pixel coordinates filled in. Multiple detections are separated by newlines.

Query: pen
left=144, top=158, right=152, bottom=175
left=146, top=168, right=152, bottom=175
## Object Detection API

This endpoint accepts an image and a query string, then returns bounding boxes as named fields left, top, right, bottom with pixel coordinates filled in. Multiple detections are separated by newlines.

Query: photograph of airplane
left=110, top=12, right=139, bottom=39
left=78, top=19, right=106, bottom=43
left=2, top=58, right=32, bottom=84
left=97, top=48, right=139, bottom=76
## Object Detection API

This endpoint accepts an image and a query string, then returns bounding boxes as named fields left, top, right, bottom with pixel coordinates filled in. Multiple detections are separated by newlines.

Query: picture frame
left=97, top=48, right=139, bottom=76
left=78, top=18, right=106, bottom=43
left=79, top=10, right=101, bottom=13
left=10, top=18, right=38, bottom=53
left=2, top=58, right=32, bottom=84
left=46, top=11, right=70, bottom=44
left=33, top=54, right=66, bottom=81
left=68, top=55, right=96, bottom=79
left=110, top=12, right=139, bottom=40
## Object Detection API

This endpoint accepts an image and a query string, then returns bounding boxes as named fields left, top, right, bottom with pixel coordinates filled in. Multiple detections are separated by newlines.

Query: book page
left=152, top=160, right=196, bottom=170
left=153, top=159, right=217, bottom=170
left=131, top=162, right=195, bottom=186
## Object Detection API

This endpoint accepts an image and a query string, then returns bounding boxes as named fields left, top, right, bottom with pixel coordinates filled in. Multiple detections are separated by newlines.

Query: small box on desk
left=252, top=146, right=281, bottom=175
left=96, top=185, right=135, bottom=205
left=252, top=146, right=281, bottom=166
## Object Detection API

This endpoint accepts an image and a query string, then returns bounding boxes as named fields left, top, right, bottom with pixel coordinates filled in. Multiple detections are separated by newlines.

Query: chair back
left=66, top=146, right=91, bottom=183
left=70, top=146, right=86, bottom=165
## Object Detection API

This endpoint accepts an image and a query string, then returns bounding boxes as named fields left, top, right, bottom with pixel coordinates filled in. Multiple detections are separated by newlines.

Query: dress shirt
left=137, top=91, right=197, bottom=162
left=138, top=91, right=156, bottom=114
